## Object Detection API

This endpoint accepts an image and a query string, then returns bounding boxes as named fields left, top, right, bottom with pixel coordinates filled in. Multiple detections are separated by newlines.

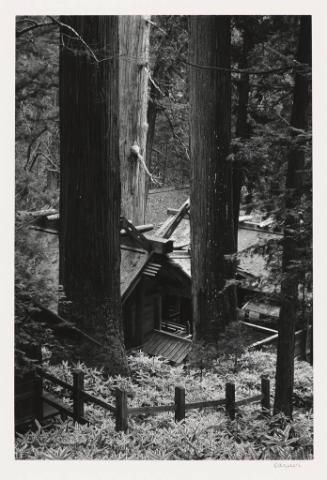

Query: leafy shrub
left=15, top=351, right=313, bottom=460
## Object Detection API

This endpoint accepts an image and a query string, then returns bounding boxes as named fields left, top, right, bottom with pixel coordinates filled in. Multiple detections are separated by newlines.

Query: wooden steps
left=142, top=330, right=192, bottom=364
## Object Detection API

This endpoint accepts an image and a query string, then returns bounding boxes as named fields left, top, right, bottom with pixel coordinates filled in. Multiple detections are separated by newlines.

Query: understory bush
left=15, top=351, right=313, bottom=460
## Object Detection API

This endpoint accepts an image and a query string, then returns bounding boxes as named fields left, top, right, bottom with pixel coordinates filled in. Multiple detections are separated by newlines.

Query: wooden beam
left=120, top=217, right=152, bottom=251
left=248, top=333, right=278, bottom=350
left=240, top=320, right=278, bottom=334
left=128, top=403, right=175, bottom=415
left=152, top=329, right=192, bottom=344
left=115, top=388, right=128, bottom=432
left=146, top=237, right=174, bottom=254
left=157, top=199, right=190, bottom=239
left=73, top=370, right=84, bottom=422
left=225, top=383, right=236, bottom=420
left=261, top=377, right=271, bottom=414
left=30, top=300, right=104, bottom=347
left=121, top=245, right=148, bottom=254
left=148, top=185, right=190, bottom=195
left=120, top=223, right=154, bottom=235
left=29, top=226, right=58, bottom=235
left=175, top=386, right=185, bottom=422
left=121, top=217, right=173, bottom=253
left=17, top=208, right=58, bottom=218
left=167, top=208, right=179, bottom=215
left=167, top=208, right=190, bottom=218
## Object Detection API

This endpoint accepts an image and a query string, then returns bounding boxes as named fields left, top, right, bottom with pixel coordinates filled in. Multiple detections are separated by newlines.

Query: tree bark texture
left=145, top=54, right=168, bottom=199
left=274, top=16, right=311, bottom=417
left=190, top=16, right=234, bottom=342
left=233, top=26, right=253, bottom=249
left=145, top=82, right=158, bottom=199
left=59, top=16, right=128, bottom=375
left=119, top=15, right=150, bottom=225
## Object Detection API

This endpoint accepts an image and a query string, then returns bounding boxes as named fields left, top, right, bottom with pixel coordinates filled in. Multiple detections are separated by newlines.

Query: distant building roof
left=120, top=246, right=151, bottom=301
left=150, top=200, right=283, bottom=285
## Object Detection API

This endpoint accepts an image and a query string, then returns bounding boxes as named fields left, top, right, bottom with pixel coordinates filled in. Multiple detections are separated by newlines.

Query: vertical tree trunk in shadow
left=145, top=77, right=161, bottom=200
left=190, top=16, right=234, bottom=342
left=59, top=16, right=128, bottom=375
left=233, top=25, right=253, bottom=250
left=274, top=16, right=311, bottom=417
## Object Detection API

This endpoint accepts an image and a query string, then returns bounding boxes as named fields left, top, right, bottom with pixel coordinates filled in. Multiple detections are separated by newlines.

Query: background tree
left=190, top=16, right=234, bottom=342
left=232, top=17, right=256, bottom=246
left=146, top=16, right=189, bottom=190
left=59, top=16, right=128, bottom=375
left=274, top=16, right=312, bottom=417
left=119, top=15, right=151, bottom=225
left=15, top=16, right=60, bottom=211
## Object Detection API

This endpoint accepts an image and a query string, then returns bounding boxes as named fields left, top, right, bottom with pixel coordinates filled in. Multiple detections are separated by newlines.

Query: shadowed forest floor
left=15, top=351, right=313, bottom=460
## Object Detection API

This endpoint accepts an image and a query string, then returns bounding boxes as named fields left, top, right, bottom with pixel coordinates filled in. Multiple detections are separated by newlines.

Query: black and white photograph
left=2, top=0, right=325, bottom=475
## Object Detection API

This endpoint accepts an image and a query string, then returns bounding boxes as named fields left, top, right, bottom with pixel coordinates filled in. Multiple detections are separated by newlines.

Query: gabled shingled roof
left=120, top=246, right=151, bottom=301
left=154, top=199, right=282, bottom=284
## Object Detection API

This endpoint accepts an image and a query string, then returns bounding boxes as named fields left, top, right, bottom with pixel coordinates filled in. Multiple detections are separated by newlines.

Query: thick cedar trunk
left=274, top=16, right=311, bottom=417
left=59, top=16, right=128, bottom=375
left=190, top=16, right=234, bottom=342
left=233, top=27, right=252, bottom=249
left=119, top=16, right=150, bottom=225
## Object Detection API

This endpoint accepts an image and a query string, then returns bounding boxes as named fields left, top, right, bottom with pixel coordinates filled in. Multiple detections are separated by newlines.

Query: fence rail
left=36, top=367, right=271, bottom=432
left=185, top=398, right=226, bottom=411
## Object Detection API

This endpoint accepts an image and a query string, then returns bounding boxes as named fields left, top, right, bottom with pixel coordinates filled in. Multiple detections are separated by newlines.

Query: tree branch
left=35, top=152, right=59, bottom=172
left=25, top=128, right=48, bottom=170
left=16, top=21, right=56, bottom=38
left=51, top=16, right=101, bottom=62
left=162, top=109, right=190, bottom=162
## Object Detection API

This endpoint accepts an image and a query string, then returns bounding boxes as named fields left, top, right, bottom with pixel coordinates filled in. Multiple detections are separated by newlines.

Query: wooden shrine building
left=30, top=200, right=285, bottom=364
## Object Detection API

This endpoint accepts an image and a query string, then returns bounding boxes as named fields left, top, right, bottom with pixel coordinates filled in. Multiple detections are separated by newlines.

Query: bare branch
left=50, top=16, right=120, bottom=64
left=274, top=112, right=308, bottom=134
left=145, top=18, right=167, bottom=36
left=36, top=152, right=59, bottom=171
left=25, top=128, right=48, bottom=170
left=16, top=21, right=56, bottom=38
left=50, top=16, right=101, bottom=62
left=16, top=19, right=39, bottom=26
left=152, top=147, right=165, bottom=157
left=162, top=109, right=190, bottom=162
left=146, top=68, right=165, bottom=97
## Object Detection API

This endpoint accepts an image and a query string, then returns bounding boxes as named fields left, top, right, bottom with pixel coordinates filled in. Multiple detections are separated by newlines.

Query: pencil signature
left=274, top=463, right=302, bottom=468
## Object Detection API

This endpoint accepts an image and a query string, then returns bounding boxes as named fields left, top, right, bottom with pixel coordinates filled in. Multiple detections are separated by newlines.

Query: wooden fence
left=36, top=367, right=271, bottom=432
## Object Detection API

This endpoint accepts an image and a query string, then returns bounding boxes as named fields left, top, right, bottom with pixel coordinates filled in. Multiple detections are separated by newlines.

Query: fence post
left=35, top=374, right=44, bottom=423
left=261, top=376, right=271, bottom=414
left=175, top=386, right=185, bottom=422
left=225, top=382, right=236, bottom=420
left=115, top=388, right=128, bottom=432
left=73, top=369, right=84, bottom=423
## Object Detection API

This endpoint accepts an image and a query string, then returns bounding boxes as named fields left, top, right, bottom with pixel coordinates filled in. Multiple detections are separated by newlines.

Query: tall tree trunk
left=119, top=15, right=150, bottom=225
left=190, top=16, right=233, bottom=342
left=145, top=83, right=158, bottom=199
left=59, top=16, right=128, bottom=375
left=233, top=26, right=253, bottom=249
left=274, top=16, right=311, bottom=417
